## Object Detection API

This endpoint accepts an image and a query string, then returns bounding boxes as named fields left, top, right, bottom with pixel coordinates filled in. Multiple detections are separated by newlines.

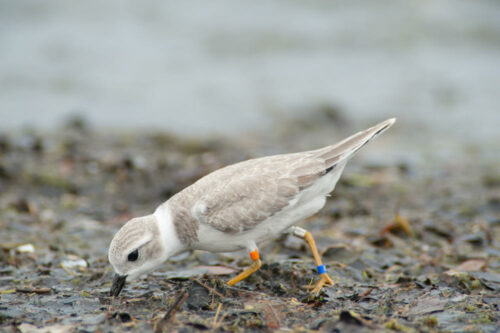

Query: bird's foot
left=227, top=258, right=262, bottom=286
left=304, top=273, right=334, bottom=294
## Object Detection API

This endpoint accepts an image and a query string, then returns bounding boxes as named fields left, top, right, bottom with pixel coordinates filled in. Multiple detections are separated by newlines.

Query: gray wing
left=173, top=118, right=395, bottom=235
left=194, top=153, right=327, bottom=233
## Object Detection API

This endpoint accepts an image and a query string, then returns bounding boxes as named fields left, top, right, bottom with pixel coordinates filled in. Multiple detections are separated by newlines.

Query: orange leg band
left=249, top=250, right=260, bottom=261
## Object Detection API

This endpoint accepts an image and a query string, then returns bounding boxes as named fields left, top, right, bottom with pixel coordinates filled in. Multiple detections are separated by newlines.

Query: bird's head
left=108, top=214, right=167, bottom=296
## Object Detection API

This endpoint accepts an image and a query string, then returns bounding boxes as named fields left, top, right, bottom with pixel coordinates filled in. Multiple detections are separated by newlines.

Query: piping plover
left=109, top=118, right=396, bottom=296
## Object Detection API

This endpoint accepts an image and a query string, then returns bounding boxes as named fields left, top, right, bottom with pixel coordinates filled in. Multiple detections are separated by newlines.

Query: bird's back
left=167, top=118, right=396, bottom=245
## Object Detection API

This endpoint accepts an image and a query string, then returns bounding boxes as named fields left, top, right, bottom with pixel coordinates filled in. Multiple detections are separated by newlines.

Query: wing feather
left=193, top=154, right=325, bottom=233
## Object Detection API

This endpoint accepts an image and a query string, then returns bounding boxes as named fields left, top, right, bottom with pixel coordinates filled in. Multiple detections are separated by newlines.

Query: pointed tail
left=316, top=118, right=396, bottom=166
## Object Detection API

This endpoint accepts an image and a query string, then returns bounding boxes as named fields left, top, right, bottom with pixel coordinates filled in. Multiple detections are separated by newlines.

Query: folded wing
left=173, top=118, right=395, bottom=236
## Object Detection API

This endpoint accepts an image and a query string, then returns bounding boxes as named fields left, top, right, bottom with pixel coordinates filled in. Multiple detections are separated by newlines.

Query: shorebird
left=109, top=118, right=395, bottom=296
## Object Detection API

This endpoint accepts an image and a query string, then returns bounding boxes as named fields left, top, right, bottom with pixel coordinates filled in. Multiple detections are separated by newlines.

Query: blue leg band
left=317, top=264, right=326, bottom=274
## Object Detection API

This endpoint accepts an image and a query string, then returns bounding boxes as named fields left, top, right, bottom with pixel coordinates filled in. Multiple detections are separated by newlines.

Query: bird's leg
left=227, top=249, right=262, bottom=286
left=291, top=226, right=334, bottom=294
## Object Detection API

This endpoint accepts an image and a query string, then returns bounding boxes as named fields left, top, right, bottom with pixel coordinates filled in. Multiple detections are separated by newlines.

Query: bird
left=108, top=118, right=396, bottom=297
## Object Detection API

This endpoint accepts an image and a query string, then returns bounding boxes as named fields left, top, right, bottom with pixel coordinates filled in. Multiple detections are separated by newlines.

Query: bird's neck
left=153, top=203, right=186, bottom=258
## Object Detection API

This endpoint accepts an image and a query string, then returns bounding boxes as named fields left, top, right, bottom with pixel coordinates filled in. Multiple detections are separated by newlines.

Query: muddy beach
left=0, top=117, right=499, bottom=332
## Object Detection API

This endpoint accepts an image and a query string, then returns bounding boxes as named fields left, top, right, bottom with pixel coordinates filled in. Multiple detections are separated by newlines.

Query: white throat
left=154, top=202, right=186, bottom=258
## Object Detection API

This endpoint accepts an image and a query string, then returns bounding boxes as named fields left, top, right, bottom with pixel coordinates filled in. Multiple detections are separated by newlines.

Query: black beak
left=110, top=274, right=127, bottom=297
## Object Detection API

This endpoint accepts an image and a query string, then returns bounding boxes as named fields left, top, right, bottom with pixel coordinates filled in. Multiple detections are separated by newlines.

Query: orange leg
left=227, top=249, right=262, bottom=286
left=292, top=226, right=334, bottom=294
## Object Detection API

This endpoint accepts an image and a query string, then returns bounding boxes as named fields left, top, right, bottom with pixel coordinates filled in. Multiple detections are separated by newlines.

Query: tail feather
left=317, top=118, right=396, bottom=165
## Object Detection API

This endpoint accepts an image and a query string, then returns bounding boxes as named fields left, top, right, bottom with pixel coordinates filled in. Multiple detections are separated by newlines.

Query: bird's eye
left=127, top=249, right=139, bottom=262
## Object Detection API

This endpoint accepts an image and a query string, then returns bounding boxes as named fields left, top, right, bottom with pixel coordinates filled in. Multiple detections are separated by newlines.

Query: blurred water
left=0, top=0, right=499, bottom=151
